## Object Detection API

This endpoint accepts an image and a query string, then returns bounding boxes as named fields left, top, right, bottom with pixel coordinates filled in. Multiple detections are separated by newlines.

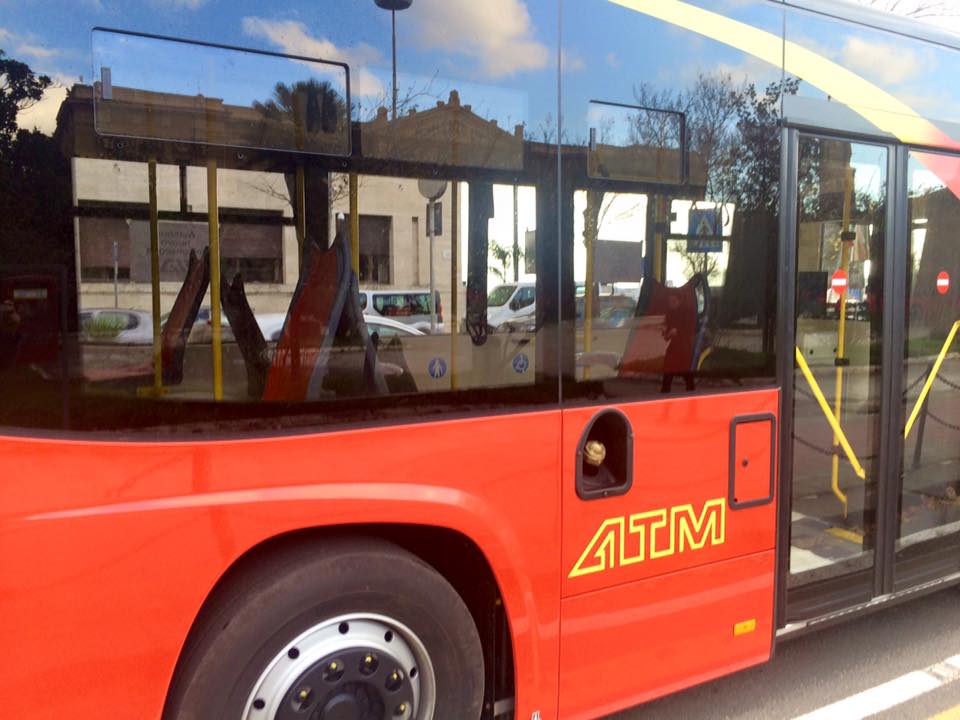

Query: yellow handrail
left=904, top=319, right=960, bottom=439
left=795, top=347, right=867, bottom=517
left=831, top=168, right=855, bottom=496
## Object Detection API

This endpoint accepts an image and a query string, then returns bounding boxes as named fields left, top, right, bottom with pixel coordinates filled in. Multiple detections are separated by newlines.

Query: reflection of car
left=365, top=314, right=425, bottom=341
left=487, top=282, right=535, bottom=330
left=158, top=308, right=288, bottom=344
left=79, top=308, right=154, bottom=344
left=358, top=289, right=444, bottom=334
left=575, top=294, right=638, bottom=325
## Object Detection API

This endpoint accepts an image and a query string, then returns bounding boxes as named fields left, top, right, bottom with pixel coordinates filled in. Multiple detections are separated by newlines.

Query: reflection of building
left=59, top=86, right=524, bottom=316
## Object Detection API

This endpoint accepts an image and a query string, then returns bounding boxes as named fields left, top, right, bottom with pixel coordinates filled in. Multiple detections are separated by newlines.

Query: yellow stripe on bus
left=608, top=0, right=959, bottom=151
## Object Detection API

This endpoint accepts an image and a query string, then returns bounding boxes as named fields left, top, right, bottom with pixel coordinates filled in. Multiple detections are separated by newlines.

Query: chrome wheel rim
left=242, top=613, right=436, bottom=720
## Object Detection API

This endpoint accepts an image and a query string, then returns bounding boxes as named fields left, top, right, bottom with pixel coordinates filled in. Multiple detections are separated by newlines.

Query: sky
left=6, top=0, right=960, bottom=139
left=5, top=0, right=960, bottom=289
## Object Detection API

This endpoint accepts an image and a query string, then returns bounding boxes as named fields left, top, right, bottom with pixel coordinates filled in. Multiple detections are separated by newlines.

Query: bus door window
left=896, top=150, right=960, bottom=582
left=788, top=137, right=887, bottom=594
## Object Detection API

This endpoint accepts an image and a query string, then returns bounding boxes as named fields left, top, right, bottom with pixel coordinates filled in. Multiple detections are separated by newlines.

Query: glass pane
left=92, top=28, right=351, bottom=155
left=587, top=101, right=684, bottom=184
left=897, top=151, right=960, bottom=571
left=789, top=137, right=887, bottom=588
left=1, top=2, right=560, bottom=433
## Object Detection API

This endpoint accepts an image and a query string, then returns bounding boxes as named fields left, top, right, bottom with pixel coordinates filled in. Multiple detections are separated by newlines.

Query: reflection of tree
left=250, top=79, right=349, bottom=253
left=253, top=78, right=346, bottom=138
left=0, top=49, right=51, bottom=154
left=489, top=238, right=520, bottom=282
left=631, top=73, right=800, bottom=355
left=862, top=0, right=957, bottom=19
left=0, top=52, right=74, bottom=325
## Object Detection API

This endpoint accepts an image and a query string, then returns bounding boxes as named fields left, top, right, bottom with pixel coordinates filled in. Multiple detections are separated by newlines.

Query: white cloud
left=606, top=52, right=621, bottom=69
left=242, top=17, right=385, bottom=97
left=16, top=44, right=58, bottom=60
left=408, top=0, right=550, bottom=78
left=840, top=36, right=932, bottom=85
left=17, top=74, right=74, bottom=136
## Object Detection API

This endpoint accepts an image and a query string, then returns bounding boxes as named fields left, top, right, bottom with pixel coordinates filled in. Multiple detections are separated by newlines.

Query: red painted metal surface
left=561, top=390, right=779, bottom=597
left=559, top=389, right=779, bottom=715
left=0, top=411, right=561, bottom=720
left=0, top=388, right=779, bottom=719
left=558, top=550, right=776, bottom=719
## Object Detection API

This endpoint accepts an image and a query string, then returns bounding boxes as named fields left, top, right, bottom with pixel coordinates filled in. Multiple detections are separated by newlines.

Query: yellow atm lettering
left=569, top=498, right=726, bottom=578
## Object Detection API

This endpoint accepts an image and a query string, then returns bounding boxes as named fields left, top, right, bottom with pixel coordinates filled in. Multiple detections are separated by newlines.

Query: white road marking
left=793, top=654, right=960, bottom=720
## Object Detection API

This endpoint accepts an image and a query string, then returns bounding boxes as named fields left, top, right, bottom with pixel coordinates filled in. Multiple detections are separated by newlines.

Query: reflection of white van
left=358, top=289, right=444, bottom=334
left=487, top=282, right=535, bottom=330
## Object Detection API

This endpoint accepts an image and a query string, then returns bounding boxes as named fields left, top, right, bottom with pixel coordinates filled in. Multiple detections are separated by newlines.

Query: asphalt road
left=608, top=586, right=960, bottom=720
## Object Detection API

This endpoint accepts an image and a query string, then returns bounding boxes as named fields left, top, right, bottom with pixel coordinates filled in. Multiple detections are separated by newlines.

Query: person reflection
left=660, top=292, right=696, bottom=394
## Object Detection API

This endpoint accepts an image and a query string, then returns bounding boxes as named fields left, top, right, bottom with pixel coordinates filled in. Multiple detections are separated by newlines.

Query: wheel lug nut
left=323, top=660, right=345, bottom=682
left=292, top=686, right=314, bottom=711
left=360, top=653, right=379, bottom=676
left=385, top=669, right=403, bottom=691
left=394, top=703, right=408, bottom=717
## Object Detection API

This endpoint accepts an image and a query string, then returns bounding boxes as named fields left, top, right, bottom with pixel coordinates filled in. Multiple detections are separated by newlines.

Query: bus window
left=563, top=3, right=782, bottom=400
left=0, top=23, right=559, bottom=433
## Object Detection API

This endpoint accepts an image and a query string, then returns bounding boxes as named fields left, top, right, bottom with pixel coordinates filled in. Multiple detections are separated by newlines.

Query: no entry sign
left=831, top=269, right=849, bottom=295
left=937, top=271, right=950, bottom=295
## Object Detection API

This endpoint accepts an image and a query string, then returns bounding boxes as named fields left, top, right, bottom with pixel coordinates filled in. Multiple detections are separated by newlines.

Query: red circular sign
left=937, top=271, right=950, bottom=295
left=831, top=269, right=849, bottom=295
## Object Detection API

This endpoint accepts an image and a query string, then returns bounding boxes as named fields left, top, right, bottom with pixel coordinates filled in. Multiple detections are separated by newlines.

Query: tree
left=0, top=49, right=51, bottom=154
left=860, top=0, right=958, bottom=19
left=488, top=238, right=516, bottom=282
left=253, top=78, right=346, bottom=138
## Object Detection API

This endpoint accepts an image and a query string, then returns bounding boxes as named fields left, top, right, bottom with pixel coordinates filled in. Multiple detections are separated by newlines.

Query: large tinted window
left=0, top=4, right=561, bottom=433
left=560, top=0, right=782, bottom=400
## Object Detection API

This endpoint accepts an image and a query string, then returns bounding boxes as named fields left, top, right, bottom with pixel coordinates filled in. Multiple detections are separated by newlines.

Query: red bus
left=3, top=1, right=960, bottom=718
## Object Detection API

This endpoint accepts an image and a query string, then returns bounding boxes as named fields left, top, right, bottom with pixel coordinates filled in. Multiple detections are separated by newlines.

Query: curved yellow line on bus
left=608, top=0, right=960, bottom=154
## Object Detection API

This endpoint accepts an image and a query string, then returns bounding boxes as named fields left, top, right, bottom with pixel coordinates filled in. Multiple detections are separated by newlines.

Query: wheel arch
left=162, top=523, right=515, bottom=720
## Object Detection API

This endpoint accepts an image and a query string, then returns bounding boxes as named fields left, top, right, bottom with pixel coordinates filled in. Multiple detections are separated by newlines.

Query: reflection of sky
left=93, top=31, right=347, bottom=108
left=7, top=0, right=960, bottom=142
left=3, top=0, right=558, bottom=135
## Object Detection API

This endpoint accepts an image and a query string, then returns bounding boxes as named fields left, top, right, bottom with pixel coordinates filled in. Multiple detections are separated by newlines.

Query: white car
left=358, top=289, right=445, bottom=334
left=486, top=282, right=535, bottom=330
left=365, top=314, right=425, bottom=340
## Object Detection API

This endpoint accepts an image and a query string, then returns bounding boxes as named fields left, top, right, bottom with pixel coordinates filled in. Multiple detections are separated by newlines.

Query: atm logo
left=568, top=498, right=726, bottom=578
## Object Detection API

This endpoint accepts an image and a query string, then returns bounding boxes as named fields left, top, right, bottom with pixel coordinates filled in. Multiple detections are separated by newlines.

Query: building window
left=347, top=214, right=392, bottom=284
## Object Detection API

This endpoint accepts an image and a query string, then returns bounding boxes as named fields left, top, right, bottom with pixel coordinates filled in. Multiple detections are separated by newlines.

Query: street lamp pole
left=391, top=9, right=398, bottom=120
left=374, top=0, right=412, bottom=121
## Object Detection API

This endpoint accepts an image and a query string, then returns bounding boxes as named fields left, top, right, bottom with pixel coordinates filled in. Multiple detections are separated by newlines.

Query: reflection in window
left=897, top=151, right=960, bottom=570
left=1, top=52, right=555, bottom=431
left=573, top=76, right=790, bottom=398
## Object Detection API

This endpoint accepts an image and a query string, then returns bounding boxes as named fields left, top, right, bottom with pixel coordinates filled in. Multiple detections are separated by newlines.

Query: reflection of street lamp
left=374, top=0, right=412, bottom=121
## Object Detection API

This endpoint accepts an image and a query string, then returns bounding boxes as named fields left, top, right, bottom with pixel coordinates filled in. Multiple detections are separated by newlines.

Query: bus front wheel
left=164, top=537, right=484, bottom=720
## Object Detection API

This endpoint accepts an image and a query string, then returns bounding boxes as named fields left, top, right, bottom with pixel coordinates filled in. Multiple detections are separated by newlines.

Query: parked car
left=358, top=289, right=444, bottom=333
left=487, top=282, right=535, bottom=330
left=364, top=314, right=425, bottom=340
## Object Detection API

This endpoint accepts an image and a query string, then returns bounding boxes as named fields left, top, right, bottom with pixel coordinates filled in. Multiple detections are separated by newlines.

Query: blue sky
left=5, top=0, right=960, bottom=141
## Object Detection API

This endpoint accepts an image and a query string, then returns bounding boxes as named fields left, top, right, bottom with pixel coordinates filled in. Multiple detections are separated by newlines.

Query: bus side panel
left=0, top=410, right=561, bottom=720
left=558, top=550, right=775, bottom=719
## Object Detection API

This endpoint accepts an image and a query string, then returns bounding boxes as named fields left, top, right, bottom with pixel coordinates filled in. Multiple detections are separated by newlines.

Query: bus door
left=783, top=132, right=894, bottom=619
left=556, top=106, right=780, bottom=716
left=893, top=149, right=960, bottom=591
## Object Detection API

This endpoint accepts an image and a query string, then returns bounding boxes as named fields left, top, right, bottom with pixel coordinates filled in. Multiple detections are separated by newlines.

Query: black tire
left=163, top=536, right=484, bottom=720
